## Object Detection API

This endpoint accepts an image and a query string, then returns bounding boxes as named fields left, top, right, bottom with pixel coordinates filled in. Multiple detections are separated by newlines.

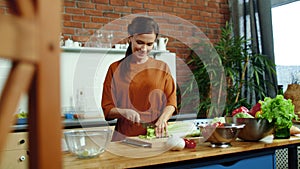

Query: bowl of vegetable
left=234, top=118, right=274, bottom=141
left=64, top=129, right=112, bottom=158
left=201, top=122, right=245, bottom=148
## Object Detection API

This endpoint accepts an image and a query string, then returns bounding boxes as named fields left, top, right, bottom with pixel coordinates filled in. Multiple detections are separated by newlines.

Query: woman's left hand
left=155, top=120, right=168, bottom=138
left=155, top=105, right=175, bottom=137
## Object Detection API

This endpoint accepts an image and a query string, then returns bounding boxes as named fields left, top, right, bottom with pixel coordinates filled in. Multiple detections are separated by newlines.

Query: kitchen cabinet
left=0, top=132, right=28, bottom=169
left=192, top=154, right=275, bottom=169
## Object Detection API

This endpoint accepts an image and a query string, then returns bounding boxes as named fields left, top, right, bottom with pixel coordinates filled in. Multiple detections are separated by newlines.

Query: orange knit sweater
left=102, top=57, right=177, bottom=141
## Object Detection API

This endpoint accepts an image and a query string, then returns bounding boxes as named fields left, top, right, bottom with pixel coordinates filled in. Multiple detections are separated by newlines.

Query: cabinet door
left=0, top=149, right=29, bottom=169
left=4, top=132, right=28, bottom=151
left=192, top=154, right=275, bottom=169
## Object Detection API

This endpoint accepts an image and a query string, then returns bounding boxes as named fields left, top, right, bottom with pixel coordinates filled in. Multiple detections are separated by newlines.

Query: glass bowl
left=64, top=129, right=112, bottom=158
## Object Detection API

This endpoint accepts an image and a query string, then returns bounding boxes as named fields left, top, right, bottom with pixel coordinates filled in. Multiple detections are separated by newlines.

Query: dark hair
left=125, top=16, right=159, bottom=58
left=128, top=16, right=159, bottom=36
left=119, top=17, right=159, bottom=80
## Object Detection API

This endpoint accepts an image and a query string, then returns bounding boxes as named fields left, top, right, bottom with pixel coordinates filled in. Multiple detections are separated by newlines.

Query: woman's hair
left=119, top=16, right=159, bottom=80
left=125, top=16, right=159, bottom=58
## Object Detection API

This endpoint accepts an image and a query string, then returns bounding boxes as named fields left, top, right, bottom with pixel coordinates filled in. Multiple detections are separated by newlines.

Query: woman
left=101, top=16, right=177, bottom=141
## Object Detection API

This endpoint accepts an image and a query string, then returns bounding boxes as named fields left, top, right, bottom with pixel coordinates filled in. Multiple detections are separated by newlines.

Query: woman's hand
left=155, top=120, right=168, bottom=138
left=119, top=108, right=141, bottom=123
left=155, top=105, right=176, bottom=137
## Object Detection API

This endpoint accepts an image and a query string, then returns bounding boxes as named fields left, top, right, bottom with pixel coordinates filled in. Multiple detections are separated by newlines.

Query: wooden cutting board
left=106, top=137, right=170, bottom=158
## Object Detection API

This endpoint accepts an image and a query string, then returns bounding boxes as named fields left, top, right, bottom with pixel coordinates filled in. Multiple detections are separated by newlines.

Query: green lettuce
left=257, top=95, right=297, bottom=129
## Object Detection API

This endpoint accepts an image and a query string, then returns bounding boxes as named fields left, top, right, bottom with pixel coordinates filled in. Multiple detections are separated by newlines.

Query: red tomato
left=232, top=106, right=249, bottom=116
left=184, top=139, right=197, bottom=149
left=186, top=140, right=196, bottom=149
left=215, top=122, right=224, bottom=128
left=183, top=138, right=190, bottom=148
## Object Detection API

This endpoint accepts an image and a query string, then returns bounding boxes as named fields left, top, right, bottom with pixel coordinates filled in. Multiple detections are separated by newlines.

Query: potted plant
left=181, top=22, right=276, bottom=118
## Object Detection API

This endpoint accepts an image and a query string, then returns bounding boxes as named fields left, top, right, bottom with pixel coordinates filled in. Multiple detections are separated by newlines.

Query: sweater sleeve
left=101, top=64, right=117, bottom=121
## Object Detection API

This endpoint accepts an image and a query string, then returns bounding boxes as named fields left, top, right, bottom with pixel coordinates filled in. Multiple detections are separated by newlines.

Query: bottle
left=76, top=89, right=86, bottom=114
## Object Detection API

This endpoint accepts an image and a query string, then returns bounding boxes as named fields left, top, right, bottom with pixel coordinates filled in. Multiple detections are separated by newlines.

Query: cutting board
left=106, top=137, right=170, bottom=158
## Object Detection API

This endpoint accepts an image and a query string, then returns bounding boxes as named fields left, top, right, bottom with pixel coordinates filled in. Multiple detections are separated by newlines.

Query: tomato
left=183, top=138, right=190, bottom=148
left=255, top=110, right=263, bottom=118
left=232, top=106, right=249, bottom=116
left=215, top=122, right=224, bottom=128
left=183, top=138, right=197, bottom=149
left=249, top=103, right=261, bottom=117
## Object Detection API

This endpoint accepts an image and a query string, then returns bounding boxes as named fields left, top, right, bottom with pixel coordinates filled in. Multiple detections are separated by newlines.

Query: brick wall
left=1, top=0, right=230, bottom=112
left=62, top=0, right=230, bottom=87
left=61, top=1, right=229, bottom=48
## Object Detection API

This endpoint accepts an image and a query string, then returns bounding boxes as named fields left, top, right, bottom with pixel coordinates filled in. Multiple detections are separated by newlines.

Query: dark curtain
left=229, top=0, right=278, bottom=104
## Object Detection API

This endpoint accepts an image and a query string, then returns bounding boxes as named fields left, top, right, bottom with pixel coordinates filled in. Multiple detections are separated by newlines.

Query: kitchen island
left=63, top=136, right=300, bottom=169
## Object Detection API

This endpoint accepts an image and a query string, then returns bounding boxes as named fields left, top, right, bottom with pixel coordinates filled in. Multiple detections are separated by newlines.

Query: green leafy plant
left=258, top=95, right=297, bottom=129
left=182, top=22, right=276, bottom=118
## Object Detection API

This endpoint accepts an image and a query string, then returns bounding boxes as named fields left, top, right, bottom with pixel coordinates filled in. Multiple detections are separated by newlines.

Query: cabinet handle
left=19, top=155, right=26, bottom=161
left=19, top=139, right=26, bottom=144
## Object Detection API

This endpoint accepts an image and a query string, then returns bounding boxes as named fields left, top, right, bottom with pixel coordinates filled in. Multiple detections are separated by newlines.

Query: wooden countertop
left=63, top=136, right=300, bottom=169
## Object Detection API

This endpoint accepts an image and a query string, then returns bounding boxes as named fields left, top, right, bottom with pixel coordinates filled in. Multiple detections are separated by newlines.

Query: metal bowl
left=201, top=123, right=245, bottom=148
left=233, top=118, right=274, bottom=141
left=64, top=129, right=111, bottom=158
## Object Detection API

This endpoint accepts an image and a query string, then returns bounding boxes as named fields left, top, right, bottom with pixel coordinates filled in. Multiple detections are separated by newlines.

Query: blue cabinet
left=193, top=154, right=275, bottom=169
left=145, top=150, right=276, bottom=169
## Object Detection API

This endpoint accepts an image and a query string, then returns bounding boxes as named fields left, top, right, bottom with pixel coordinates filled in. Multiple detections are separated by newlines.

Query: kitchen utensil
left=234, top=118, right=274, bottom=141
left=65, top=38, right=73, bottom=47
left=157, top=37, right=168, bottom=51
left=64, top=129, right=111, bottom=158
left=73, top=42, right=82, bottom=47
left=140, top=121, right=156, bottom=128
left=121, top=138, right=152, bottom=148
left=201, top=123, right=244, bottom=148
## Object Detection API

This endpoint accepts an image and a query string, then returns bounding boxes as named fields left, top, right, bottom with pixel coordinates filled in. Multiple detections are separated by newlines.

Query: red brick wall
left=60, top=0, right=229, bottom=50
left=0, top=0, right=229, bottom=54
left=1, top=0, right=230, bottom=111
left=59, top=0, right=230, bottom=87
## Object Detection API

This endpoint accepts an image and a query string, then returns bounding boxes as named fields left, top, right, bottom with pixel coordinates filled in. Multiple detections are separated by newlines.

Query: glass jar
left=274, top=127, right=290, bottom=139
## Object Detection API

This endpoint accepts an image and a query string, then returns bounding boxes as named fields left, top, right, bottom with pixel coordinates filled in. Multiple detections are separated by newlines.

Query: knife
left=140, top=121, right=156, bottom=128
left=121, top=138, right=152, bottom=148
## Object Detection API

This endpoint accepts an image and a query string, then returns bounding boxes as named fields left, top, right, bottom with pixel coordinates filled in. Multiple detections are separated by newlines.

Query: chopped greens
left=139, top=127, right=156, bottom=139
left=257, top=95, right=297, bottom=129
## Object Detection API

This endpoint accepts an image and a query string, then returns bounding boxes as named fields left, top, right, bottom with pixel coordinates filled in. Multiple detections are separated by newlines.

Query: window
left=272, top=1, right=300, bottom=91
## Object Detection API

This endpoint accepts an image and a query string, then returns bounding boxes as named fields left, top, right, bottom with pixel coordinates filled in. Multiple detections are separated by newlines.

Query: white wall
left=0, top=59, right=28, bottom=114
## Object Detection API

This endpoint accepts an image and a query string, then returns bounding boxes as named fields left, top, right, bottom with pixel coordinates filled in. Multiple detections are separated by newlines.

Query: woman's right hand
left=119, top=108, right=141, bottom=123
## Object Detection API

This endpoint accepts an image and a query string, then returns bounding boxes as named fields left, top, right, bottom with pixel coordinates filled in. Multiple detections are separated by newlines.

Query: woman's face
left=130, top=33, right=156, bottom=62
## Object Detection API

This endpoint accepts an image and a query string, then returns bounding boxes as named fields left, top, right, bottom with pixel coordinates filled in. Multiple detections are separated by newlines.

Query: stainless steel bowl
left=234, top=118, right=274, bottom=141
left=64, top=129, right=111, bottom=158
left=201, top=123, right=245, bottom=148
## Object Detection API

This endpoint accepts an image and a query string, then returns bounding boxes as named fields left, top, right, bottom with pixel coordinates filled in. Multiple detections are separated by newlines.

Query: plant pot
left=274, top=127, right=290, bottom=139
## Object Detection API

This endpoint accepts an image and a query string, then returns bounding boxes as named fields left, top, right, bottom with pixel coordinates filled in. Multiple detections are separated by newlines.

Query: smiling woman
left=101, top=16, right=178, bottom=141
